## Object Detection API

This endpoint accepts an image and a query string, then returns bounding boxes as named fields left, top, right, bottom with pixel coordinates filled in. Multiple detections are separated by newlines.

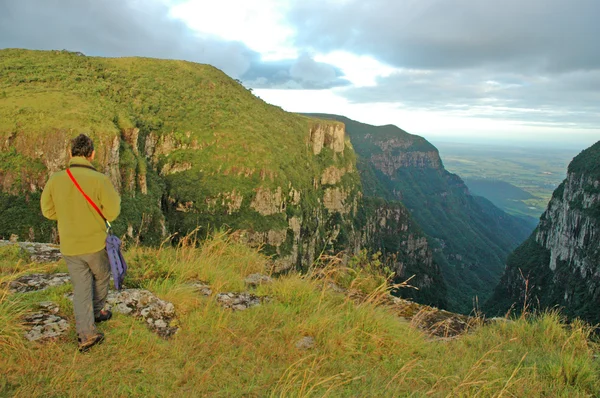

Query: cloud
left=282, top=0, right=600, bottom=128
left=242, top=54, right=351, bottom=89
left=286, top=0, right=600, bottom=73
left=341, top=69, right=600, bottom=127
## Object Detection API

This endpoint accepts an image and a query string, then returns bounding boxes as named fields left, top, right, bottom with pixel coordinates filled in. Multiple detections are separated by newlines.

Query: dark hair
left=71, top=134, right=94, bottom=157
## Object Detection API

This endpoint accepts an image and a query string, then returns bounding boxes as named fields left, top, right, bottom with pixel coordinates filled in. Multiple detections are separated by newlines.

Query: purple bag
left=106, top=234, right=127, bottom=290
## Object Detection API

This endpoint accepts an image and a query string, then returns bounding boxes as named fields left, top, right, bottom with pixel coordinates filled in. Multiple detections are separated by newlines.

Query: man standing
left=41, top=134, right=121, bottom=352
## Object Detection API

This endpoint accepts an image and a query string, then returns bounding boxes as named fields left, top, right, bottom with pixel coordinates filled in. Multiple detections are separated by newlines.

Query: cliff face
left=304, top=114, right=533, bottom=313
left=355, top=198, right=447, bottom=308
left=487, top=141, right=600, bottom=323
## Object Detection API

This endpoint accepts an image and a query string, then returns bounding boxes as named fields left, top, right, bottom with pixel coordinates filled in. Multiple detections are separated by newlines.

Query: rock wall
left=487, top=141, right=600, bottom=323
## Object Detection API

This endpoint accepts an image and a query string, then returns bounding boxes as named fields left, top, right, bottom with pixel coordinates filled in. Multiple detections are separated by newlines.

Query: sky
left=1, top=0, right=599, bottom=149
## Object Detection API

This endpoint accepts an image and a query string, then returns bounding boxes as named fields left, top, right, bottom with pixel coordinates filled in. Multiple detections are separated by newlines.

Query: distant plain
left=432, top=141, right=582, bottom=221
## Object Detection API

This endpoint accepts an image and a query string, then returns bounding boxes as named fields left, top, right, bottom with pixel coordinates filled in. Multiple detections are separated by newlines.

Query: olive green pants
left=63, top=248, right=111, bottom=340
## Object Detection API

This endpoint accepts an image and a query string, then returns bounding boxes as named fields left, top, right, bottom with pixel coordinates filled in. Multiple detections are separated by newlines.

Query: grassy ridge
left=0, top=49, right=360, bottom=252
left=1, top=235, right=599, bottom=396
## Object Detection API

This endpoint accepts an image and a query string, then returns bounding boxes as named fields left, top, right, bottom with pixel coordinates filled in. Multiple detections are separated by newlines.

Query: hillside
left=1, top=236, right=599, bottom=396
left=487, top=141, right=600, bottom=323
left=303, top=114, right=533, bottom=313
left=0, top=49, right=445, bottom=307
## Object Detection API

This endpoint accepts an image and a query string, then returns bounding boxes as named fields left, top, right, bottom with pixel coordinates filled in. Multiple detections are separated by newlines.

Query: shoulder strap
left=66, top=168, right=111, bottom=231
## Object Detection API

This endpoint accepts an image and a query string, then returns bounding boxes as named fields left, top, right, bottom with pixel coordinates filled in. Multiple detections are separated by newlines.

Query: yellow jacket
left=41, top=157, right=121, bottom=256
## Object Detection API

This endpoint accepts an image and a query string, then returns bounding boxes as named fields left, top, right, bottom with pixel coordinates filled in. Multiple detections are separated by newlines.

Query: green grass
left=1, top=234, right=598, bottom=397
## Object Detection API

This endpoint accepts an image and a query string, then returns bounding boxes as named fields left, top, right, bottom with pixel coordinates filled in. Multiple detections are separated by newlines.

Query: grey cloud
left=342, top=69, right=600, bottom=127
left=287, top=0, right=600, bottom=73
left=241, top=54, right=351, bottom=89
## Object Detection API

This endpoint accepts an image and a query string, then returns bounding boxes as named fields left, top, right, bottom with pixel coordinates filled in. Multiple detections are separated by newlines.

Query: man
left=41, top=134, right=121, bottom=352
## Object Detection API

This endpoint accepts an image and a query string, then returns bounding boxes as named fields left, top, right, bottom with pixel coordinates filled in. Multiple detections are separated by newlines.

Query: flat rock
left=295, top=336, right=316, bottom=350
left=9, top=273, right=71, bottom=293
left=0, top=240, right=62, bottom=263
left=244, top=273, right=273, bottom=288
left=105, top=289, right=178, bottom=338
left=22, top=302, right=69, bottom=342
left=329, top=283, right=477, bottom=339
left=189, top=281, right=212, bottom=296
left=216, top=292, right=265, bottom=311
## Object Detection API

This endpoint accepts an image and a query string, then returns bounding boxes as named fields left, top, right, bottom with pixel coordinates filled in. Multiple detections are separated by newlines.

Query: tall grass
left=1, top=234, right=598, bottom=396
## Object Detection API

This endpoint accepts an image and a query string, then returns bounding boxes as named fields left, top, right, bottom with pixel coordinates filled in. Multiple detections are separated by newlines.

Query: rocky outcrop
left=309, top=123, right=345, bottom=155
left=488, top=141, right=600, bottom=323
left=536, top=174, right=599, bottom=273
left=250, top=187, right=284, bottom=216
left=371, top=150, right=441, bottom=176
left=356, top=199, right=446, bottom=307
left=0, top=241, right=61, bottom=263
left=9, top=273, right=70, bottom=293
left=105, top=289, right=178, bottom=338
left=22, top=302, right=70, bottom=342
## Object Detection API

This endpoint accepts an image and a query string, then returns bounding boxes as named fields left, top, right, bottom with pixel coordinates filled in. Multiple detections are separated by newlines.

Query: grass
left=1, top=234, right=599, bottom=397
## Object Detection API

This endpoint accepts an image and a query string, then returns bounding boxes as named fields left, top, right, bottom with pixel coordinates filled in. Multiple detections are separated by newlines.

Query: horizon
left=1, top=0, right=599, bottom=148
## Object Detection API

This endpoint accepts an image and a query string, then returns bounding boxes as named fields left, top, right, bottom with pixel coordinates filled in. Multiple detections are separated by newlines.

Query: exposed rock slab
left=104, top=289, right=178, bottom=338
left=295, top=336, right=316, bottom=350
left=333, top=283, right=476, bottom=339
left=0, top=240, right=62, bottom=263
left=189, top=281, right=213, bottom=296
left=22, top=301, right=70, bottom=342
left=216, top=292, right=266, bottom=311
left=9, top=273, right=70, bottom=293
left=244, top=273, right=273, bottom=288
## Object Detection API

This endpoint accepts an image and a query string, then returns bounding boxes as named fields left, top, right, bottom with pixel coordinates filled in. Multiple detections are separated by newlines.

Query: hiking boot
left=94, top=309, right=112, bottom=323
left=78, top=332, right=105, bottom=352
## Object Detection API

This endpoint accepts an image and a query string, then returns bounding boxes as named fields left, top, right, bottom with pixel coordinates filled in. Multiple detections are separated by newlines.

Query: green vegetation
left=1, top=235, right=599, bottom=396
left=568, top=141, right=600, bottom=179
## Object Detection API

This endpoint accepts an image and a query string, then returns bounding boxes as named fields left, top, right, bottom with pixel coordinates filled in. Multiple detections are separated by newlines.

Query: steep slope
left=0, top=49, right=444, bottom=306
left=304, top=114, right=532, bottom=313
left=488, top=141, right=600, bottom=323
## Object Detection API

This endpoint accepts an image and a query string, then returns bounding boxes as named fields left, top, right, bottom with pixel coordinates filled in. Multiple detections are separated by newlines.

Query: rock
left=0, top=240, right=62, bottom=263
left=327, top=283, right=477, bottom=339
left=22, top=302, right=69, bottom=342
left=9, top=273, right=71, bottom=293
left=216, top=292, right=265, bottom=311
left=104, top=289, right=178, bottom=338
left=295, top=336, right=316, bottom=350
left=189, top=281, right=212, bottom=296
left=244, top=274, right=273, bottom=288
left=38, top=301, right=59, bottom=314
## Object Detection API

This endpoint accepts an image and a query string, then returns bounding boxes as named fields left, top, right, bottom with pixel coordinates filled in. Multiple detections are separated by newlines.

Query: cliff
left=304, top=114, right=533, bottom=313
left=487, top=141, right=600, bottom=323
left=0, top=49, right=442, bottom=306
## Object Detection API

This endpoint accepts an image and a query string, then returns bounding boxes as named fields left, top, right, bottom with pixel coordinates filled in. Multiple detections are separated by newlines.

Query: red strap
left=66, top=168, right=107, bottom=221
